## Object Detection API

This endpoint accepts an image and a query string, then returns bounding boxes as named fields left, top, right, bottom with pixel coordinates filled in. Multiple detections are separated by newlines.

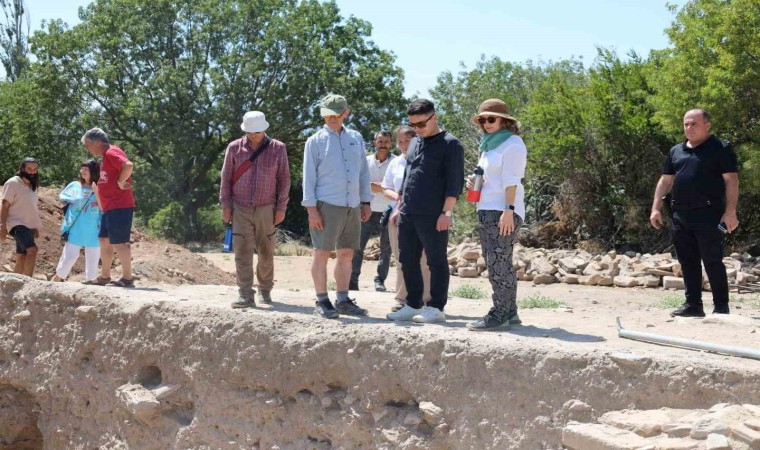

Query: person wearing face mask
left=53, top=160, right=103, bottom=283
left=465, top=99, right=527, bottom=331
left=349, top=130, right=395, bottom=292
left=1, top=158, right=44, bottom=276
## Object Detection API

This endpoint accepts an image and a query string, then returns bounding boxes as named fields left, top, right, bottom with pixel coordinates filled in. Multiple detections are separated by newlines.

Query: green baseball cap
left=320, top=94, right=348, bottom=116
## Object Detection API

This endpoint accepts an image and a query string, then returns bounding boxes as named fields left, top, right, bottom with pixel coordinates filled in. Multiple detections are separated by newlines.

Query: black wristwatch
left=505, top=205, right=515, bottom=211
left=361, top=202, right=370, bottom=206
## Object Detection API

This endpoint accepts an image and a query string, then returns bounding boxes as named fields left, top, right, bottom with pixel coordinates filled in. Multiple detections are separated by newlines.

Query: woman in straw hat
left=465, top=99, right=528, bottom=331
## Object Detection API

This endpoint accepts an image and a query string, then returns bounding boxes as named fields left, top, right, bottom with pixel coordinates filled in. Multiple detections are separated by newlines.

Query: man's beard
left=20, top=172, right=39, bottom=191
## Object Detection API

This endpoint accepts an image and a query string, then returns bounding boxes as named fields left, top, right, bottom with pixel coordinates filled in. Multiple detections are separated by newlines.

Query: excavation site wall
left=0, top=274, right=758, bottom=449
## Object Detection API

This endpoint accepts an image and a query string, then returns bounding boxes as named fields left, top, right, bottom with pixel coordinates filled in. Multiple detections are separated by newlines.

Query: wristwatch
left=505, top=205, right=515, bottom=211
left=361, top=202, right=370, bottom=206
left=441, top=210, right=453, bottom=217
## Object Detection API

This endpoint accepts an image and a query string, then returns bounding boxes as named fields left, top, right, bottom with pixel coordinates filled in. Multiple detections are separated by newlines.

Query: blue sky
left=21, top=0, right=683, bottom=96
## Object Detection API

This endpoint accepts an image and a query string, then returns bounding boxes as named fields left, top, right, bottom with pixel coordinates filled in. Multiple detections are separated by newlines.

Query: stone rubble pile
left=563, top=402, right=760, bottom=450
left=444, top=240, right=760, bottom=290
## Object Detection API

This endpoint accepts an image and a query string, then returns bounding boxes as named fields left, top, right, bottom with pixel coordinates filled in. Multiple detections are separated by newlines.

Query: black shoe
left=374, top=280, right=387, bottom=292
left=712, top=305, right=730, bottom=314
left=314, top=298, right=339, bottom=319
left=335, top=298, right=368, bottom=316
left=670, top=304, right=705, bottom=318
left=507, top=311, right=522, bottom=325
left=348, top=281, right=359, bottom=291
left=467, top=314, right=509, bottom=331
left=231, top=297, right=256, bottom=309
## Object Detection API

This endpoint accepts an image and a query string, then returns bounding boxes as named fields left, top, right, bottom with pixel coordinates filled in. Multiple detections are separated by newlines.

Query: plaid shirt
left=220, top=136, right=290, bottom=213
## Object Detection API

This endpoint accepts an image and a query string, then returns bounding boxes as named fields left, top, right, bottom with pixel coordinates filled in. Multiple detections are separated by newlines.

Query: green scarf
left=479, top=129, right=513, bottom=152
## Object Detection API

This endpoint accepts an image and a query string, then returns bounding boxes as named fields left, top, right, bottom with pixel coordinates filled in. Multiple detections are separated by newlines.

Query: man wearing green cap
left=302, top=94, right=373, bottom=319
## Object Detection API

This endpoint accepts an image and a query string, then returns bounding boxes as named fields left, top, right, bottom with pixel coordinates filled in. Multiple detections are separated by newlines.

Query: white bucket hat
left=240, top=111, right=269, bottom=133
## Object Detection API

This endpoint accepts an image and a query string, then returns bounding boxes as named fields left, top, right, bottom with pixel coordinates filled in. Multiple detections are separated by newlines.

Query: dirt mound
left=0, top=186, right=233, bottom=286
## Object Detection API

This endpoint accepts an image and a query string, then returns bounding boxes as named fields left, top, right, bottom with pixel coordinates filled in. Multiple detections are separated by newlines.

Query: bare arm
left=649, top=175, right=674, bottom=229
left=721, top=172, right=739, bottom=232
left=118, top=161, right=134, bottom=184
left=383, top=188, right=399, bottom=201
left=0, top=200, right=9, bottom=240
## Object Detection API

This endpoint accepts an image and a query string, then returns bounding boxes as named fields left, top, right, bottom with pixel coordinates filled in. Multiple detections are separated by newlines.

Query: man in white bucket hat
left=220, top=111, right=291, bottom=308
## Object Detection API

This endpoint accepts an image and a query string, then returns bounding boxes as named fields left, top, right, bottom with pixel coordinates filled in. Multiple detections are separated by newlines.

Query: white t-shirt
left=381, top=156, right=407, bottom=209
left=367, top=153, right=394, bottom=212
left=476, top=135, right=527, bottom=220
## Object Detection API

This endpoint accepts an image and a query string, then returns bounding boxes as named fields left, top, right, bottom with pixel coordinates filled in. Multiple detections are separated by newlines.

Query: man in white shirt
left=350, top=131, right=395, bottom=292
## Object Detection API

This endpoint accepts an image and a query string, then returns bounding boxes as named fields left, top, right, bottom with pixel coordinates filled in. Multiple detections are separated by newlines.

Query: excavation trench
left=0, top=274, right=758, bottom=449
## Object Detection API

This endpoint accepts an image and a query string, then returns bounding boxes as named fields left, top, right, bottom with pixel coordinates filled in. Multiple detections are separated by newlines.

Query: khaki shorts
left=310, top=201, right=361, bottom=250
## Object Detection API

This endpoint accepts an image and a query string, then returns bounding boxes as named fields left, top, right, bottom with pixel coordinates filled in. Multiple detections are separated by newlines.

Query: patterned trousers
left=478, top=210, right=523, bottom=322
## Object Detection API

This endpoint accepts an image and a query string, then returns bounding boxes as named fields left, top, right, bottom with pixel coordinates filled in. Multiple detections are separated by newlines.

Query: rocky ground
left=0, top=274, right=758, bottom=449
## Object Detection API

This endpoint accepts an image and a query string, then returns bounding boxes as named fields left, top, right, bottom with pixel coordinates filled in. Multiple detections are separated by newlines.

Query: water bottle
left=466, top=166, right=485, bottom=203
left=223, top=223, right=233, bottom=253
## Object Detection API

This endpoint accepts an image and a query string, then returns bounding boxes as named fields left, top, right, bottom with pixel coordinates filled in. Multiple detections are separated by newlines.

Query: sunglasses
left=323, top=114, right=342, bottom=120
left=477, top=116, right=500, bottom=125
left=409, top=114, right=435, bottom=129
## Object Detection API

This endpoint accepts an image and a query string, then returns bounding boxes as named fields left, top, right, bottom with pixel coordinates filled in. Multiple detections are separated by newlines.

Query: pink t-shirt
left=1, top=176, right=43, bottom=230
left=97, top=145, right=135, bottom=212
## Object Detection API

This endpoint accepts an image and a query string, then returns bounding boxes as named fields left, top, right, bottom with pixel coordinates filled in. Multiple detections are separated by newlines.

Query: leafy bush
left=147, top=201, right=224, bottom=242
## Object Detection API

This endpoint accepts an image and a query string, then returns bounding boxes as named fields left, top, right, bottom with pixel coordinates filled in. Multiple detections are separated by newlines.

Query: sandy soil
left=198, top=253, right=760, bottom=358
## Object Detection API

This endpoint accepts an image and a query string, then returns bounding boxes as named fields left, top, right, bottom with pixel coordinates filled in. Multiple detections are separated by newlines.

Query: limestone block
left=480, top=270, right=489, bottom=278
left=419, top=401, right=444, bottom=424
left=528, top=257, right=557, bottom=275
left=476, top=257, right=486, bottom=269
left=447, top=255, right=458, bottom=265
left=663, top=276, right=685, bottom=290
left=646, top=268, right=673, bottom=277
left=730, top=424, right=760, bottom=447
left=597, top=276, right=614, bottom=287
left=461, top=250, right=480, bottom=261
left=456, top=259, right=469, bottom=269
left=75, top=305, right=96, bottom=319
left=116, top=383, right=161, bottom=426
left=13, top=310, right=31, bottom=321
left=532, top=273, right=556, bottom=285
left=647, top=437, right=701, bottom=449
left=613, top=276, right=639, bottom=288
left=673, top=263, right=683, bottom=277
left=458, top=267, right=479, bottom=278
left=562, top=275, right=580, bottom=284
left=745, top=418, right=760, bottom=432
left=643, top=276, right=661, bottom=288
left=690, top=415, right=727, bottom=439
left=562, top=423, right=647, bottom=450
left=581, top=273, right=603, bottom=286
left=558, top=257, right=578, bottom=272
left=583, top=262, right=605, bottom=276
left=705, top=433, right=730, bottom=450
left=662, top=423, right=692, bottom=438
left=517, top=270, right=533, bottom=281
left=563, top=399, right=592, bottom=413
left=600, top=409, right=691, bottom=438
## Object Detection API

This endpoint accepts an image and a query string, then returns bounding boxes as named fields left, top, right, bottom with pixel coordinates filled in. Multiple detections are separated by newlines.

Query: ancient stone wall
left=1, top=274, right=758, bottom=449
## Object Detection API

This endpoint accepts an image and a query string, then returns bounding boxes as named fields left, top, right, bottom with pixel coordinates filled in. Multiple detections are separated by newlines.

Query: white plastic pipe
left=616, top=317, right=760, bottom=361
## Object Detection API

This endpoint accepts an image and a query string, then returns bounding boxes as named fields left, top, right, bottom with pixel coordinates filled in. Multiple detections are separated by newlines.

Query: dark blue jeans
left=398, top=213, right=450, bottom=310
left=350, top=211, right=391, bottom=284
left=672, top=206, right=728, bottom=310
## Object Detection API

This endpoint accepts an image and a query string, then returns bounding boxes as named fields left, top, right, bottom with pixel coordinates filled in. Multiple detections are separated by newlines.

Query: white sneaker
left=412, top=306, right=446, bottom=324
left=386, top=304, right=422, bottom=321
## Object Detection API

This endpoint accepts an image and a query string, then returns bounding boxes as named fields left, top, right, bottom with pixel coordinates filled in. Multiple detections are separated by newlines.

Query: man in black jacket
left=387, top=99, right=465, bottom=324
left=650, top=109, right=739, bottom=317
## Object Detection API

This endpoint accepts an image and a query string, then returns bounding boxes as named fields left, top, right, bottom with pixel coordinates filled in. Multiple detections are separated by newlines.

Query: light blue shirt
left=60, top=181, right=101, bottom=247
left=302, top=125, right=372, bottom=208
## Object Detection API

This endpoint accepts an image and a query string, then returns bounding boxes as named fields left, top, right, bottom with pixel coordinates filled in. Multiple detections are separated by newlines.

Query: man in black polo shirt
left=650, top=109, right=739, bottom=317
left=387, top=99, right=465, bottom=324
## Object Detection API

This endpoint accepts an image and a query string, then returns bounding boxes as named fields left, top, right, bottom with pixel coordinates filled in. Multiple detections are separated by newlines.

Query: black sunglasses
left=477, top=116, right=500, bottom=125
left=409, top=114, right=435, bottom=129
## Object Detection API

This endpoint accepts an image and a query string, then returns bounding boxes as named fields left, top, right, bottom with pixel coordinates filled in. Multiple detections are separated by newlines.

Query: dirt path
left=197, top=253, right=760, bottom=362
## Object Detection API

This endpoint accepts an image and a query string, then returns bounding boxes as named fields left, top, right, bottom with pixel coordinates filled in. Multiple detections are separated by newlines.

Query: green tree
left=30, top=0, right=407, bottom=241
left=650, top=0, right=760, bottom=241
left=0, top=0, right=29, bottom=81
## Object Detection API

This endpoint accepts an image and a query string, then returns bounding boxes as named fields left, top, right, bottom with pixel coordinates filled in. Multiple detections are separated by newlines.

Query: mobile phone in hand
left=717, top=222, right=728, bottom=234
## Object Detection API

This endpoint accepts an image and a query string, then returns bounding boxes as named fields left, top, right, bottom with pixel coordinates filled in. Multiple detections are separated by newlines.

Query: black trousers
left=672, top=206, right=728, bottom=310
left=350, top=211, right=391, bottom=284
left=398, top=213, right=450, bottom=310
